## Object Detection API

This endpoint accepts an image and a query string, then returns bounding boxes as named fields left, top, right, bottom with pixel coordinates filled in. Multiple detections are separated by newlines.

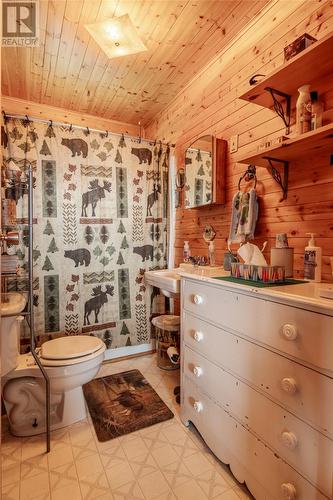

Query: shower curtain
left=2, top=118, right=169, bottom=352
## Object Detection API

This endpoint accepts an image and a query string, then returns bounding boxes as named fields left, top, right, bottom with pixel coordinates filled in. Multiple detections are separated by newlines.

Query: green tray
left=212, top=276, right=308, bottom=288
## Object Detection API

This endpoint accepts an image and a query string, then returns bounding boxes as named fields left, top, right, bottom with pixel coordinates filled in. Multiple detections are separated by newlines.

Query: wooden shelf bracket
left=265, top=87, right=291, bottom=135
left=263, top=156, right=289, bottom=200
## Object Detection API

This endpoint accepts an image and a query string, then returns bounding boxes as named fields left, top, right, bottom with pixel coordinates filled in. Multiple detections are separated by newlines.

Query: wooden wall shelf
left=238, top=123, right=333, bottom=200
left=239, top=31, right=333, bottom=110
left=238, top=123, right=333, bottom=167
left=237, top=31, right=333, bottom=199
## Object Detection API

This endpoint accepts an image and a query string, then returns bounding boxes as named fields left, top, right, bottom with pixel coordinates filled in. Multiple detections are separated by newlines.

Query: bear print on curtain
left=2, top=118, right=169, bottom=350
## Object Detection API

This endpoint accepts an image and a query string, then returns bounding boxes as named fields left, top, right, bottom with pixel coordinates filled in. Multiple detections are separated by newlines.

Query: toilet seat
left=39, top=335, right=105, bottom=367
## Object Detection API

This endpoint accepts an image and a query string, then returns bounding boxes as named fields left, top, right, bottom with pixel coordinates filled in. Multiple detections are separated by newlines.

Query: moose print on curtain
left=2, top=118, right=169, bottom=350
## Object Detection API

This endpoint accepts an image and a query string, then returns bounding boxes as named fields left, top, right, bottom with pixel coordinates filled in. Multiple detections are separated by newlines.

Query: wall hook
left=249, top=74, right=265, bottom=85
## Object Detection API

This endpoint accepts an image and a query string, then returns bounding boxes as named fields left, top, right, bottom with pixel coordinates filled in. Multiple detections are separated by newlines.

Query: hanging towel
left=228, top=188, right=258, bottom=244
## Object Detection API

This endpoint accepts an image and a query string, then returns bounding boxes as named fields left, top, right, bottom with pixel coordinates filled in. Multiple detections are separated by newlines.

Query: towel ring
left=238, top=165, right=257, bottom=191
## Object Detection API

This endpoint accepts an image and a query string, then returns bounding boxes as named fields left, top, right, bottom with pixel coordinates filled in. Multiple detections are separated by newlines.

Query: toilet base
left=3, top=377, right=88, bottom=437
left=2, top=345, right=105, bottom=437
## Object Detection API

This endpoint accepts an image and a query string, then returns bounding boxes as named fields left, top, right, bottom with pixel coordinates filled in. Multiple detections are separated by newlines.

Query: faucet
left=188, top=256, right=208, bottom=266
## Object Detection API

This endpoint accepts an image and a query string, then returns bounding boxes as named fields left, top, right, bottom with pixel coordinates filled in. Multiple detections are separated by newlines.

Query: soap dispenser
left=304, top=233, right=322, bottom=282
left=183, top=241, right=190, bottom=262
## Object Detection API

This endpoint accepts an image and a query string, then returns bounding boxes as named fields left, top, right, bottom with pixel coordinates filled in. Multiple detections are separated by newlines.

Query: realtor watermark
left=2, top=1, right=39, bottom=46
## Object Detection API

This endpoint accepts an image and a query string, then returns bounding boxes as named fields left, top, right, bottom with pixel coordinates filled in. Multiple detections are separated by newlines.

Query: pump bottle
left=304, top=233, right=322, bottom=282
left=183, top=241, right=190, bottom=262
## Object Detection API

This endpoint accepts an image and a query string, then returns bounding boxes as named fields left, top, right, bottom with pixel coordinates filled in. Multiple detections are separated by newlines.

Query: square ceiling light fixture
left=85, top=14, right=147, bottom=59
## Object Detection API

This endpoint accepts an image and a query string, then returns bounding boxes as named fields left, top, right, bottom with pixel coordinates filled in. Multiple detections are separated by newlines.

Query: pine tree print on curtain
left=2, top=119, right=170, bottom=350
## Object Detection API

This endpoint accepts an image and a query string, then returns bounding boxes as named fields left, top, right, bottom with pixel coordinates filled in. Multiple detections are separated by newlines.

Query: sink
left=1, top=292, right=27, bottom=316
left=145, top=265, right=226, bottom=297
left=1, top=293, right=27, bottom=377
left=145, top=269, right=181, bottom=296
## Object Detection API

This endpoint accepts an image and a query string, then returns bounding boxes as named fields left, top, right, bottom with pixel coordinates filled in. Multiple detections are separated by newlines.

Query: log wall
left=146, top=0, right=333, bottom=281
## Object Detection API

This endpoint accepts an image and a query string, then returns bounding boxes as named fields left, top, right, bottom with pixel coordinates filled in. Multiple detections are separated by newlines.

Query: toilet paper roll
left=270, top=247, right=294, bottom=278
left=167, top=346, right=180, bottom=364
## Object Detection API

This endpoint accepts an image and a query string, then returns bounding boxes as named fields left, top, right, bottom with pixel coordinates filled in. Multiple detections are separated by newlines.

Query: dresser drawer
left=182, top=378, right=328, bottom=500
left=183, top=346, right=333, bottom=497
left=183, top=312, right=333, bottom=437
left=182, top=279, right=333, bottom=374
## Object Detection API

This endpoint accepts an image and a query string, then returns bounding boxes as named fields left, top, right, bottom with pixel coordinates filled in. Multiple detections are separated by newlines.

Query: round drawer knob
left=282, top=324, right=298, bottom=341
left=193, top=331, right=204, bottom=342
left=281, top=377, right=298, bottom=395
left=193, top=366, right=203, bottom=377
left=281, top=431, right=298, bottom=450
left=192, top=294, right=203, bottom=305
left=281, top=482, right=297, bottom=500
left=193, top=401, right=203, bottom=413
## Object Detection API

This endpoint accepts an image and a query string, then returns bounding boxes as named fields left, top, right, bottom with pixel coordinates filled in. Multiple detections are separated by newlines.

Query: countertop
left=178, top=268, right=333, bottom=316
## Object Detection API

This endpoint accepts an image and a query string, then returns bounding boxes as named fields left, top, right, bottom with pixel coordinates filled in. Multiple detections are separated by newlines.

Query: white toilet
left=1, top=294, right=106, bottom=437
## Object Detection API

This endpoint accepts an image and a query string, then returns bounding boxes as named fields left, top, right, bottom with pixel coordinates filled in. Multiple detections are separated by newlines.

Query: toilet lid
left=41, top=335, right=104, bottom=360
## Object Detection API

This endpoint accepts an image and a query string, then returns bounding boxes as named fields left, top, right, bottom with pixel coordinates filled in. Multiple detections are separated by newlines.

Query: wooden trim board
left=1, top=96, right=140, bottom=136
left=214, top=138, right=228, bottom=205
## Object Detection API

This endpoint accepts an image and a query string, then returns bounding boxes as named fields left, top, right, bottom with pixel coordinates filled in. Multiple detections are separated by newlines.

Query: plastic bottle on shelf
left=304, top=233, right=322, bottom=283
left=183, top=241, right=190, bottom=262
left=296, top=85, right=312, bottom=134
left=310, top=91, right=324, bottom=130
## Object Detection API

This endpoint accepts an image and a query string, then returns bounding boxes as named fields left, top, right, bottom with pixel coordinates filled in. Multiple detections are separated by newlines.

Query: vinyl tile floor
left=1, top=353, right=253, bottom=500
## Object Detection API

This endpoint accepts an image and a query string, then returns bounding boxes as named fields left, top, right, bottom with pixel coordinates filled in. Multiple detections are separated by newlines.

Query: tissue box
left=284, top=33, right=317, bottom=62
left=231, top=263, right=285, bottom=283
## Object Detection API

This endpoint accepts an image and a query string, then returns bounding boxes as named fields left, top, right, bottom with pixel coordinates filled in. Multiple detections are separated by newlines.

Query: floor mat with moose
left=83, top=369, right=174, bottom=441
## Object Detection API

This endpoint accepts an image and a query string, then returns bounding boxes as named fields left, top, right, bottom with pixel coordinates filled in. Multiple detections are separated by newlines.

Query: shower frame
left=27, top=164, right=51, bottom=452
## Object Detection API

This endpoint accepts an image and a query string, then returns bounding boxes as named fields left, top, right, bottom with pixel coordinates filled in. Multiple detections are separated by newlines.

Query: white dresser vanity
left=180, top=273, right=333, bottom=500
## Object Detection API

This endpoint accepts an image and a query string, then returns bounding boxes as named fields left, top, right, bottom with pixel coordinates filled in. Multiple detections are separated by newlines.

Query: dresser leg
left=180, top=409, right=190, bottom=427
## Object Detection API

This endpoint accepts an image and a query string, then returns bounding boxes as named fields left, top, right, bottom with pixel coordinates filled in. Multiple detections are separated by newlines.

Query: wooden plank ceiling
left=2, top=0, right=269, bottom=127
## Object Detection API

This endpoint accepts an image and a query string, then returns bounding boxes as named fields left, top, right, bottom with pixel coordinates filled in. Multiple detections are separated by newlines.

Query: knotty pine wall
left=1, top=96, right=140, bottom=137
left=146, top=0, right=333, bottom=281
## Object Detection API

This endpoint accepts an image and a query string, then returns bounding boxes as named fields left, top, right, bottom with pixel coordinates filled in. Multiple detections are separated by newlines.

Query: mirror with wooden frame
left=184, top=135, right=227, bottom=208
